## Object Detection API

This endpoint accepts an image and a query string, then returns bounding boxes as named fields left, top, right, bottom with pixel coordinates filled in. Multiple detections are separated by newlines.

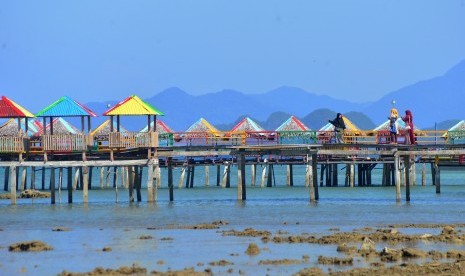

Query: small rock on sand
left=245, top=243, right=260, bottom=256
left=359, top=237, right=376, bottom=254
left=9, top=241, right=53, bottom=252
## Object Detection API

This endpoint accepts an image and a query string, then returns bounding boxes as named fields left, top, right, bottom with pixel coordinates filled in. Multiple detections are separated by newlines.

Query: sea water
left=1, top=164, right=465, bottom=275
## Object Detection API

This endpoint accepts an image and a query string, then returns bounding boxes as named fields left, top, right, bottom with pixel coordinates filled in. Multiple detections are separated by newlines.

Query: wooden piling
left=67, top=167, right=73, bottom=203
left=205, top=166, right=209, bottom=186
left=185, top=165, right=191, bottom=188
left=422, top=163, right=426, bottom=186
left=435, top=165, right=440, bottom=194
left=405, top=157, right=410, bottom=202
left=128, top=166, right=134, bottom=202
left=286, top=165, right=291, bottom=186
left=4, top=167, right=10, bottom=191
left=73, top=168, right=80, bottom=190
left=312, top=153, right=319, bottom=200
left=50, top=167, right=55, bottom=204
left=394, top=153, right=401, bottom=202
left=113, top=166, right=117, bottom=188
left=88, top=166, right=93, bottom=190
left=21, top=167, right=26, bottom=191
left=168, top=158, right=174, bottom=201
left=267, top=164, right=273, bottom=187
left=189, top=165, right=195, bottom=188
left=31, top=167, right=36, bottom=190
left=10, top=166, right=16, bottom=205
left=216, top=164, right=220, bottom=186
left=147, top=162, right=154, bottom=202
left=226, top=163, right=231, bottom=188
left=260, top=163, right=267, bottom=188
left=308, top=155, right=315, bottom=202
left=100, top=167, right=104, bottom=188
left=237, top=154, right=246, bottom=200
left=251, top=163, right=256, bottom=186
left=83, top=166, right=89, bottom=203
left=58, top=167, right=63, bottom=203
left=41, top=167, right=45, bottom=190
left=136, top=166, right=142, bottom=202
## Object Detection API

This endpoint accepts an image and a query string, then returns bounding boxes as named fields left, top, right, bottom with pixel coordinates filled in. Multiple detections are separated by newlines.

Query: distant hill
left=364, top=60, right=465, bottom=128
left=423, top=119, right=461, bottom=131
left=82, top=59, right=465, bottom=131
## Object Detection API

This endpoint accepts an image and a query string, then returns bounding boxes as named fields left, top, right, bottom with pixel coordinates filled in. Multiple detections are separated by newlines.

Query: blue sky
left=1, top=0, right=464, bottom=110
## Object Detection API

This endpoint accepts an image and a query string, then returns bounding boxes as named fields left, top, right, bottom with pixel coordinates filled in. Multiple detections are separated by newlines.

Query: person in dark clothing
left=329, top=113, right=346, bottom=143
left=401, top=109, right=415, bottom=144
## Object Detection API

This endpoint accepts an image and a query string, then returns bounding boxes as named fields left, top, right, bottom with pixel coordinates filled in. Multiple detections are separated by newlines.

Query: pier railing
left=0, top=135, right=27, bottom=153
left=42, top=134, right=87, bottom=152
left=109, top=131, right=158, bottom=149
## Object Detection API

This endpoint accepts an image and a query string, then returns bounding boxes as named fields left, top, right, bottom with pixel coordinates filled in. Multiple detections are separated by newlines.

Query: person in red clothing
left=402, top=109, right=415, bottom=144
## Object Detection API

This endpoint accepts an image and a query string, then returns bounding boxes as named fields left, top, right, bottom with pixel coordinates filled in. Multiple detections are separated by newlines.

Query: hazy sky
left=1, top=0, right=464, bottom=110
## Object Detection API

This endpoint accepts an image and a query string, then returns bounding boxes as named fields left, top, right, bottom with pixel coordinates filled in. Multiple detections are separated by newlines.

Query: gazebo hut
left=140, top=119, right=174, bottom=146
left=317, top=116, right=362, bottom=144
left=89, top=119, right=128, bottom=150
left=102, top=95, right=164, bottom=155
left=228, top=117, right=271, bottom=143
left=370, top=118, right=424, bottom=144
left=443, top=120, right=465, bottom=144
left=35, top=96, right=97, bottom=156
left=0, top=118, right=42, bottom=137
left=0, top=96, right=35, bottom=154
left=34, top=117, right=82, bottom=136
left=176, top=118, right=220, bottom=144
left=276, top=115, right=315, bottom=144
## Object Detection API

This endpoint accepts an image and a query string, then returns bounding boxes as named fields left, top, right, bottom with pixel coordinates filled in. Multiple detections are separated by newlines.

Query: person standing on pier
left=388, top=108, right=399, bottom=144
left=402, top=109, right=415, bottom=144
left=329, top=113, right=346, bottom=143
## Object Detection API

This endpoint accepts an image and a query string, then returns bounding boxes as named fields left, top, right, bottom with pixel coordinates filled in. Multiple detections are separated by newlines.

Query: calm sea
left=1, top=164, right=465, bottom=275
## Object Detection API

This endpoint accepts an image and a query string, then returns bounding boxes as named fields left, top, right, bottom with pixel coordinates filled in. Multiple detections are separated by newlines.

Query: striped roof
left=140, top=119, right=174, bottom=134
left=103, top=95, right=164, bottom=116
left=35, top=117, right=81, bottom=136
left=319, top=116, right=361, bottom=133
left=185, top=118, right=219, bottom=133
left=447, top=120, right=465, bottom=132
left=230, top=117, right=264, bottom=132
left=0, top=118, right=42, bottom=136
left=374, top=118, right=417, bottom=132
left=36, top=96, right=97, bottom=117
left=0, top=96, right=35, bottom=118
left=276, top=116, right=310, bottom=131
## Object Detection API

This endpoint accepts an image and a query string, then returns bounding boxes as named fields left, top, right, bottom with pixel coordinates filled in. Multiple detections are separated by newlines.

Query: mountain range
left=85, top=59, right=465, bottom=131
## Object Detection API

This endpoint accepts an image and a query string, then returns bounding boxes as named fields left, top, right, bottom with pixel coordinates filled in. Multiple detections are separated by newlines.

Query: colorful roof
left=90, top=119, right=128, bottom=139
left=36, top=96, right=97, bottom=117
left=319, top=117, right=361, bottom=133
left=140, top=119, right=174, bottom=134
left=0, top=118, right=42, bottom=136
left=0, top=96, right=35, bottom=118
left=447, top=120, right=465, bottom=132
left=276, top=116, right=310, bottom=131
left=35, top=117, right=81, bottom=136
left=230, top=117, right=264, bottom=132
left=103, top=95, right=164, bottom=116
left=374, top=118, right=418, bottom=132
left=185, top=118, right=219, bottom=133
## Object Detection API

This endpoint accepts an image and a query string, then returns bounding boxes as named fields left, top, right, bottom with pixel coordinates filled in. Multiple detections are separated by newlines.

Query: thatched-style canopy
left=90, top=119, right=128, bottom=140
left=230, top=117, right=265, bottom=132
left=0, top=119, right=42, bottom=137
left=276, top=116, right=310, bottom=131
left=185, top=118, right=219, bottom=133
left=140, top=120, right=174, bottom=134
left=34, top=117, right=81, bottom=136
left=368, top=118, right=425, bottom=136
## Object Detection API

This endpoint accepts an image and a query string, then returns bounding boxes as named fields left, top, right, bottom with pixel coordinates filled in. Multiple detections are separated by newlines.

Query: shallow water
left=1, top=165, right=465, bottom=275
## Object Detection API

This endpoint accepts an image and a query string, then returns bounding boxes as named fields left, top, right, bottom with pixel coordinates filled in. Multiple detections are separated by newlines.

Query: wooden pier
left=3, top=143, right=465, bottom=205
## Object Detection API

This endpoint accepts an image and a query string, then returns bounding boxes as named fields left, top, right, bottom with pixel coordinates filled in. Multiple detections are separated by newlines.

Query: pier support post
left=349, top=164, right=355, bottom=188
left=312, top=153, right=319, bottom=201
left=147, top=161, right=154, bottom=202
left=185, top=165, right=191, bottom=188
left=394, top=153, right=401, bottom=202
left=308, top=155, right=315, bottom=202
left=128, top=166, right=134, bottom=202
left=168, top=157, right=174, bottom=201
left=260, top=162, right=267, bottom=188
left=189, top=165, right=195, bottom=188
left=21, top=167, right=26, bottom=191
left=421, top=163, right=426, bottom=186
left=4, top=167, right=10, bottom=191
left=405, top=157, right=410, bottom=202
left=251, top=164, right=256, bottom=186
left=50, top=167, right=55, bottom=204
left=237, top=153, right=246, bottom=200
left=136, top=166, right=142, bottom=202
left=216, top=164, right=221, bottom=186
left=179, top=165, right=186, bottom=188
left=10, top=166, right=16, bottom=205
left=226, top=162, right=231, bottom=188
left=435, top=164, right=440, bottom=194
left=332, top=164, right=338, bottom=186
left=31, top=167, right=36, bottom=190
left=205, top=166, right=210, bottom=186
left=67, top=167, right=73, bottom=203
left=41, top=167, right=45, bottom=190
left=267, top=164, right=274, bottom=187
left=83, top=166, right=89, bottom=203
